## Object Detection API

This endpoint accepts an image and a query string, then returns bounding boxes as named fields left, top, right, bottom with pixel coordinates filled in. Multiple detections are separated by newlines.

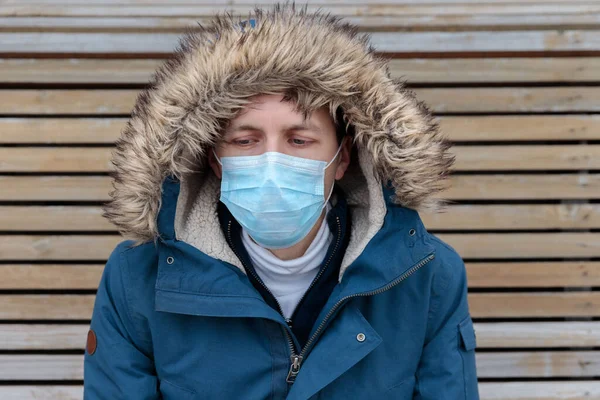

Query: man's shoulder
left=102, top=239, right=160, bottom=307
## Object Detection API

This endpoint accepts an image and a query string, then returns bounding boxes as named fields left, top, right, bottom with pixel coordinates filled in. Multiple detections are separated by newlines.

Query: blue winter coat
left=84, top=178, right=480, bottom=400
left=84, top=4, right=480, bottom=399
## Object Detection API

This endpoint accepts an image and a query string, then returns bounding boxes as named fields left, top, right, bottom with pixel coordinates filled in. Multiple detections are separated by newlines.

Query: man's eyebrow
left=228, top=123, right=321, bottom=133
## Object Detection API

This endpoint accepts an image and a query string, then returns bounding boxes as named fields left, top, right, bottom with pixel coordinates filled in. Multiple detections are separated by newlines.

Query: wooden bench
left=1, top=1, right=599, bottom=398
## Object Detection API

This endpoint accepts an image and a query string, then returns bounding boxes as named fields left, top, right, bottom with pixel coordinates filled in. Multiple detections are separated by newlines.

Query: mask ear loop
left=212, top=148, right=223, bottom=166
left=322, top=138, right=346, bottom=209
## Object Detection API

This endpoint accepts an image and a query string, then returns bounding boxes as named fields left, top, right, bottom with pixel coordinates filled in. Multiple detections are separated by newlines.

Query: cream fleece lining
left=174, top=145, right=387, bottom=282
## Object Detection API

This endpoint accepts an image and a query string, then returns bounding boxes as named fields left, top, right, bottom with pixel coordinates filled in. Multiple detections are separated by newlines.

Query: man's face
left=210, top=93, right=351, bottom=194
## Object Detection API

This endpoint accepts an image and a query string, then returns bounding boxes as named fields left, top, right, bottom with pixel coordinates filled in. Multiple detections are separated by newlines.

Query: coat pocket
left=458, top=314, right=479, bottom=399
left=159, top=378, right=197, bottom=400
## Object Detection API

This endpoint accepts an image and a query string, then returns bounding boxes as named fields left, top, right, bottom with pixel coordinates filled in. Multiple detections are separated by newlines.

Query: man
left=84, top=2, right=480, bottom=399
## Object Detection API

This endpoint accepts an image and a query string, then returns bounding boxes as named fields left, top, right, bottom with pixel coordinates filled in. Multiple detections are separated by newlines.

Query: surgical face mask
left=213, top=143, right=343, bottom=249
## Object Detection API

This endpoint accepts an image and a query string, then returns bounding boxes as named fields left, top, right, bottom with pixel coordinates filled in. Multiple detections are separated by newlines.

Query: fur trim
left=102, top=1, right=455, bottom=276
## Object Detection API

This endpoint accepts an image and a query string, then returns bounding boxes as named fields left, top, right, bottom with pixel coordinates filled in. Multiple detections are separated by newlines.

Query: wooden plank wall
left=1, top=1, right=600, bottom=398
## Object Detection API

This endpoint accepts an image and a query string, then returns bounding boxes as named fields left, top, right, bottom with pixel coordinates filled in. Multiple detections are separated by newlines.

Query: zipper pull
left=286, top=354, right=303, bottom=384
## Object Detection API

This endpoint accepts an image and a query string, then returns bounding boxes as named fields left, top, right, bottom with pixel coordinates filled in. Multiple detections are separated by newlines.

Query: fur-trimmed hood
left=102, top=1, right=454, bottom=279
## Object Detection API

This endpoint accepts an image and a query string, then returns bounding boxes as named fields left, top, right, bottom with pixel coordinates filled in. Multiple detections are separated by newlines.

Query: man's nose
left=264, top=136, right=285, bottom=154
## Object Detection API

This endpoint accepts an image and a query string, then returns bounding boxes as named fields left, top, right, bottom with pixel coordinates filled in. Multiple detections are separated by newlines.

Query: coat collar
left=154, top=173, right=436, bottom=322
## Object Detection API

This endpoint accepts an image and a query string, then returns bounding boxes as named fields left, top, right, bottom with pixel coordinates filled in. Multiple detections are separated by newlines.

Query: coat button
left=356, top=333, right=366, bottom=342
left=167, top=256, right=174, bottom=264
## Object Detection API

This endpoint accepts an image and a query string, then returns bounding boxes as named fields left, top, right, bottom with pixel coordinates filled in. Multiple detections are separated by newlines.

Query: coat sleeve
left=413, top=246, right=480, bottom=399
left=83, top=241, right=160, bottom=399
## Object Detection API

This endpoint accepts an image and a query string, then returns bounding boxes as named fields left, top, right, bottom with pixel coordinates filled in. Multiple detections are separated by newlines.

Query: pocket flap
left=458, top=314, right=477, bottom=351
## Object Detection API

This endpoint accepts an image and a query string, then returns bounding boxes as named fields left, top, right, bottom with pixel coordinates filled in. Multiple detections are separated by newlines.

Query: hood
left=102, top=1, right=455, bottom=279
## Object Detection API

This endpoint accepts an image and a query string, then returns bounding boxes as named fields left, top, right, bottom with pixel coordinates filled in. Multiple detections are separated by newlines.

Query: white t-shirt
left=240, top=203, right=333, bottom=319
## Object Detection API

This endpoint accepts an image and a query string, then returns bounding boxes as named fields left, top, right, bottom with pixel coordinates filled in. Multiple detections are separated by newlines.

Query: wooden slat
left=0, top=90, right=135, bottom=115
left=0, top=236, right=122, bottom=260
left=470, top=293, right=600, bottom=318
left=3, top=204, right=600, bottom=232
left=5, top=59, right=600, bottom=84
left=440, top=115, right=600, bottom=141
left=0, top=383, right=598, bottom=400
left=424, top=204, right=600, bottom=230
left=438, top=232, right=600, bottom=258
left=2, top=30, right=600, bottom=54
left=0, top=325, right=89, bottom=350
left=4, top=145, right=600, bottom=172
left=3, top=321, right=599, bottom=350
left=3, top=88, right=600, bottom=114
left=466, top=262, right=600, bottom=288
left=2, top=292, right=599, bottom=319
left=0, top=386, right=82, bottom=400
left=393, top=58, right=600, bottom=83
left=477, top=351, right=600, bottom=377
left=475, top=322, right=600, bottom=348
left=0, top=355, right=82, bottom=380
left=0, top=295, right=95, bottom=319
left=479, top=382, right=600, bottom=400
left=0, top=118, right=124, bottom=143
left=1, top=116, right=599, bottom=144
left=0, top=174, right=598, bottom=202
left=453, top=145, right=600, bottom=170
left=0, top=265, right=103, bottom=289
left=0, top=206, right=114, bottom=231
left=0, top=148, right=112, bottom=172
left=4, top=14, right=600, bottom=32
left=2, top=260, right=599, bottom=290
left=418, top=87, right=600, bottom=113
left=0, top=176, right=111, bottom=201
left=445, top=174, right=600, bottom=200
left=0, top=232, right=599, bottom=260
left=1, top=351, right=599, bottom=380
left=5, top=0, right=600, bottom=5
left=3, top=4, right=600, bottom=17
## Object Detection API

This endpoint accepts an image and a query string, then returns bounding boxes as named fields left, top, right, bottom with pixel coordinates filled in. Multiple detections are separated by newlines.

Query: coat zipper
left=226, top=220, right=297, bottom=367
left=227, top=218, right=435, bottom=386
left=286, top=251, right=436, bottom=384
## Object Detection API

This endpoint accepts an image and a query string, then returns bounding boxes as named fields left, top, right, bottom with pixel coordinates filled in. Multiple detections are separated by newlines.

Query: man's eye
left=234, top=139, right=254, bottom=146
left=291, top=138, right=307, bottom=146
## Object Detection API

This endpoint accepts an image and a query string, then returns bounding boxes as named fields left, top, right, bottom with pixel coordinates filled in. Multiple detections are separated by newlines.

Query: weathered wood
left=0, top=383, right=599, bottom=400
left=4, top=88, right=600, bottom=114
left=4, top=145, right=599, bottom=172
left=445, top=174, right=600, bottom=200
left=423, top=204, right=600, bottom=230
left=1, top=174, right=598, bottom=201
left=0, top=232, right=599, bottom=260
left=0, top=236, right=123, bottom=260
left=475, top=322, right=600, bottom=348
left=0, top=117, right=124, bottom=143
left=3, top=321, right=599, bottom=350
left=469, top=292, right=600, bottom=318
left=3, top=14, right=600, bottom=32
left=0, top=176, right=112, bottom=201
left=5, top=59, right=600, bottom=84
left=1, top=30, right=600, bottom=54
left=3, top=204, right=599, bottom=231
left=1, top=351, right=600, bottom=380
left=2, top=115, right=599, bottom=143
left=466, top=261, right=600, bottom=288
left=0, top=264, right=104, bottom=289
left=2, top=292, right=600, bottom=319
left=0, top=386, right=82, bottom=400
left=438, top=232, right=600, bottom=258
left=0, top=382, right=598, bottom=400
